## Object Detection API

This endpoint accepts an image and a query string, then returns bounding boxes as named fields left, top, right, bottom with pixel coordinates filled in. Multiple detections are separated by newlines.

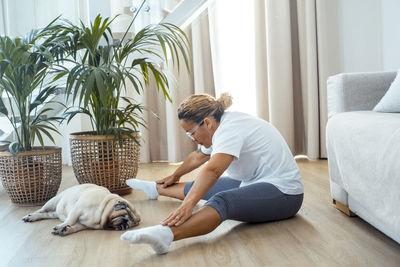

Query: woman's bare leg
left=120, top=205, right=222, bottom=254
left=170, top=206, right=221, bottom=240
left=156, top=182, right=187, bottom=200
left=156, top=182, right=221, bottom=239
left=126, top=179, right=188, bottom=200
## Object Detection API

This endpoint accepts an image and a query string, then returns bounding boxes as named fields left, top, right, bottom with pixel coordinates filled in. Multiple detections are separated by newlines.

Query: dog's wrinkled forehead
left=109, top=200, right=138, bottom=230
left=114, top=201, right=127, bottom=211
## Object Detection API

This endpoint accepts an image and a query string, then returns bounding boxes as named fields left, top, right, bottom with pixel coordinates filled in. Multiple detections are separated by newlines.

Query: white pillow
left=373, top=70, right=400, bottom=112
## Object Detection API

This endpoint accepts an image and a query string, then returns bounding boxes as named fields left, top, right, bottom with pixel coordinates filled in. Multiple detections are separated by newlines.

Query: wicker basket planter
left=0, top=147, right=62, bottom=205
left=70, top=132, right=140, bottom=195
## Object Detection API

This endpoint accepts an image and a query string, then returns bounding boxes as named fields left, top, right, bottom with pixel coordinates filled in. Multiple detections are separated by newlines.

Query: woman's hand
left=161, top=202, right=195, bottom=227
left=156, top=174, right=180, bottom=188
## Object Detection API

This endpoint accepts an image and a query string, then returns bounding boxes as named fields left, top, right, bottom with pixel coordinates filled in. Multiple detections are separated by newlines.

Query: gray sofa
left=326, top=71, right=400, bottom=244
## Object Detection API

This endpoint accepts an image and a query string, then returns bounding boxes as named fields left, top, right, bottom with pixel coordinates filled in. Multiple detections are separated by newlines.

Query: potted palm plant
left=62, top=13, right=190, bottom=194
left=0, top=19, right=66, bottom=205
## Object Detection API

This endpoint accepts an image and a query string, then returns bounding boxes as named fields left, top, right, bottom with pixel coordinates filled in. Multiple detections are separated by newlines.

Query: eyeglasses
left=186, top=120, right=204, bottom=141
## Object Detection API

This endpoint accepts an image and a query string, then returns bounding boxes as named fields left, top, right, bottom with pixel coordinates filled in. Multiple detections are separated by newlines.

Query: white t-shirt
left=200, top=112, right=303, bottom=195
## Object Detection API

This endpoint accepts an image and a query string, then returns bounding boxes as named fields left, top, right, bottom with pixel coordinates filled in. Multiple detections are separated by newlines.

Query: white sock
left=126, top=179, right=158, bottom=200
left=120, top=225, right=174, bottom=254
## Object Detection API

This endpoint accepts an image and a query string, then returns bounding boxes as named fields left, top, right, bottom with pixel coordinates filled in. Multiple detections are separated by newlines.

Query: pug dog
left=22, top=183, right=140, bottom=236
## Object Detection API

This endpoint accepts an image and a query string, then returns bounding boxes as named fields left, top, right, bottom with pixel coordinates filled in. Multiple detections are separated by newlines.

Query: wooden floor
left=0, top=159, right=399, bottom=267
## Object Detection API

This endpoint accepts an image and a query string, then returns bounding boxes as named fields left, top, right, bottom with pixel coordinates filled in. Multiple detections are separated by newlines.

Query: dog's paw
left=22, top=214, right=33, bottom=222
left=52, top=225, right=70, bottom=236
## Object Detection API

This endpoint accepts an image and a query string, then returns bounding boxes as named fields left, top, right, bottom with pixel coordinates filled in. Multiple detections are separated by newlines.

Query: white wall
left=381, top=0, right=400, bottom=70
left=338, top=0, right=382, bottom=72
left=337, top=0, right=400, bottom=73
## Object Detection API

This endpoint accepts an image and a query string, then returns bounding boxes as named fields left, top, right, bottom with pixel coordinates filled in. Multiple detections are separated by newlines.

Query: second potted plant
left=61, top=14, right=190, bottom=194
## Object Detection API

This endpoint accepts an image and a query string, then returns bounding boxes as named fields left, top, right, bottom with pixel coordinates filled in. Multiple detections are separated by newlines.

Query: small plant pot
left=70, top=131, right=140, bottom=195
left=0, top=147, right=62, bottom=205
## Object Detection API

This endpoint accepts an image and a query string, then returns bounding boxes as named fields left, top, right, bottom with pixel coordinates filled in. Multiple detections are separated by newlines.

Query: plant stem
left=3, top=90, right=21, bottom=145
left=120, top=0, right=147, bottom=45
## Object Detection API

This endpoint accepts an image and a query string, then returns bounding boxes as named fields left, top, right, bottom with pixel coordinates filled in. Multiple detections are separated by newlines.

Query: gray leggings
left=184, top=177, right=303, bottom=222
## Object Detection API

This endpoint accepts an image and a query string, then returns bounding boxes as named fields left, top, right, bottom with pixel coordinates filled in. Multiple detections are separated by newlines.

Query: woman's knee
left=204, top=192, right=231, bottom=222
left=184, top=178, right=240, bottom=200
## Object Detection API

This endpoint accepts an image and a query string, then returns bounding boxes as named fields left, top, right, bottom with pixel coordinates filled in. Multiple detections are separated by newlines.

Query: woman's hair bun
left=217, top=92, right=233, bottom=110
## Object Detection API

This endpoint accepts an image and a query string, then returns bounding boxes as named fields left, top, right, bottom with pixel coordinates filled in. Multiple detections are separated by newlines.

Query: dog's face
left=106, top=201, right=140, bottom=230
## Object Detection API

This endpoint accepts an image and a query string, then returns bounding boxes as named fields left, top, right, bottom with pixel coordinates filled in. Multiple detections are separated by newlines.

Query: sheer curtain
left=141, top=0, right=336, bottom=161
left=138, top=11, right=215, bottom=163
left=205, top=0, right=334, bottom=159
left=1, top=0, right=84, bottom=36
left=257, top=0, right=322, bottom=158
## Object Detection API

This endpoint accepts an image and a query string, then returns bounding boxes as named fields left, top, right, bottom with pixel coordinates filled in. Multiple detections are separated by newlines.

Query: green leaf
left=32, top=126, right=45, bottom=147
left=63, top=107, right=93, bottom=124
left=31, top=107, right=54, bottom=124
left=0, top=95, right=8, bottom=116
left=29, top=85, right=57, bottom=113
left=0, top=60, right=11, bottom=77
left=37, top=125, right=56, bottom=144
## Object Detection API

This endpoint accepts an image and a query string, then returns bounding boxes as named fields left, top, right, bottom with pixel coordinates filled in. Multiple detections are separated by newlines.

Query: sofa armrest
left=327, top=71, right=396, bottom=118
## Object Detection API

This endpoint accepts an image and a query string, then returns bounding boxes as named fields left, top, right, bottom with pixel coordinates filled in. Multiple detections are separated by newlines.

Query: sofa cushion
left=373, top=70, right=400, bottom=112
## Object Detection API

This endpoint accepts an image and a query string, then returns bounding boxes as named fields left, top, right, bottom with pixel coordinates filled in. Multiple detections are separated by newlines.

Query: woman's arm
left=161, top=153, right=234, bottom=226
left=156, top=150, right=210, bottom=187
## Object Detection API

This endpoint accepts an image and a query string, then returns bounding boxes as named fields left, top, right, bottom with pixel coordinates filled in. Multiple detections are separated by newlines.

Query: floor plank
left=0, top=159, right=399, bottom=267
